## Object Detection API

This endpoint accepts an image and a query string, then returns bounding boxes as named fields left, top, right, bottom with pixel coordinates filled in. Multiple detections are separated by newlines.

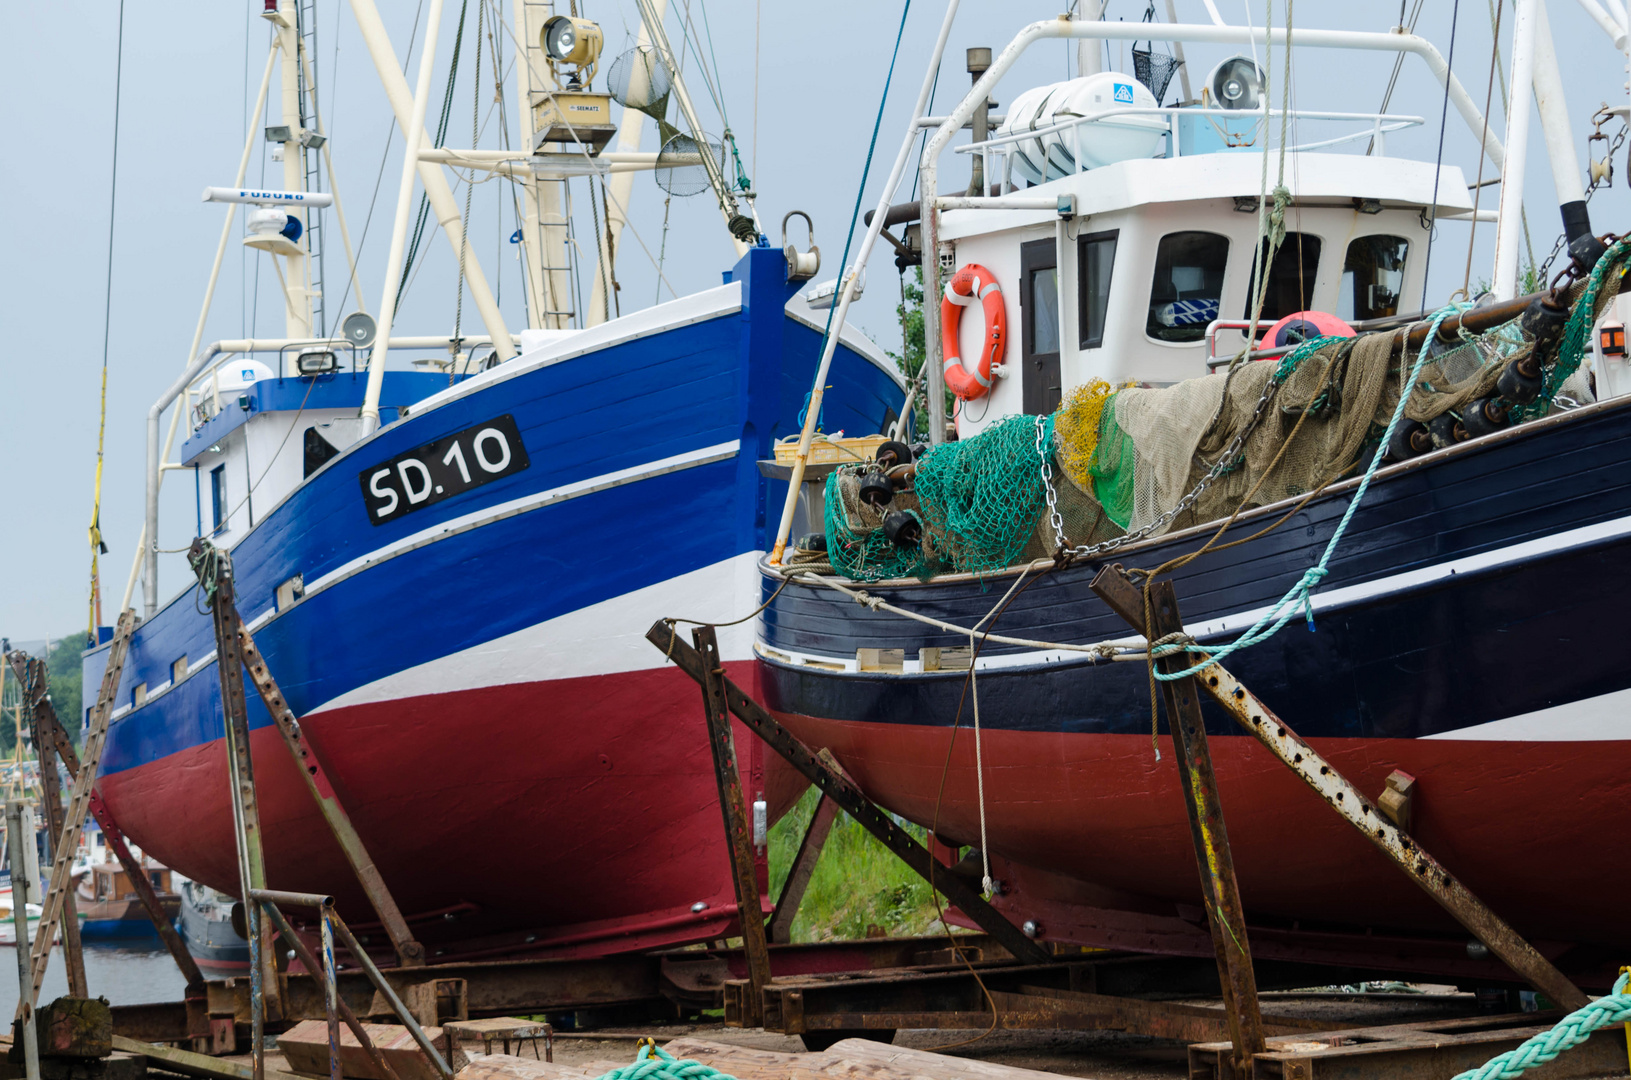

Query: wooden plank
left=109, top=1036, right=306, bottom=1080
left=277, top=1020, right=466, bottom=1080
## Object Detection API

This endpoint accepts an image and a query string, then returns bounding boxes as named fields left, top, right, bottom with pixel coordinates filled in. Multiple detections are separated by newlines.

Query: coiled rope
left=591, top=1042, right=738, bottom=1080
left=1453, top=971, right=1631, bottom=1080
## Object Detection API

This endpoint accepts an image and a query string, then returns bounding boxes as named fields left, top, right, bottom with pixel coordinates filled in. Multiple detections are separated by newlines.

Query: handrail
left=952, top=106, right=1425, bottom=154
left=918, top=20, right=1505, bottom=445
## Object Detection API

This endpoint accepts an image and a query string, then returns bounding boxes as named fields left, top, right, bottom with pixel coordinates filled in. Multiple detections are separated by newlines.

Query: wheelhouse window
left=1020, top=238, right=1062, bottom=415
left=210, top=465, right=227, bottom=533
left=1337, top=235, right=1409, bottom=322
left=1147, top=232, right=1229, bottom=343
left=1243, top=231, right=1322, bottom=321
left=1078, top=230, right=1118, bottom=349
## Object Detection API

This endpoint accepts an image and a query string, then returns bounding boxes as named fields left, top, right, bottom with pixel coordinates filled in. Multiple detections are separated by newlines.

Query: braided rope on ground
left=1453, top=972, right=1631, bottom=1080
left=593, top=1045, right=740, bottom=1080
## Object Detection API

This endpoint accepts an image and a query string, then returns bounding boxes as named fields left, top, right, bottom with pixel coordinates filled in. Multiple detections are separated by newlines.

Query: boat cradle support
left=188, top=539, right=426, bottom=971
left=7, top=648, right=212, bottom=1038
left=1088, top=565, right=1591, bottom=1017
left=645, top=620, right=1056, bottom=989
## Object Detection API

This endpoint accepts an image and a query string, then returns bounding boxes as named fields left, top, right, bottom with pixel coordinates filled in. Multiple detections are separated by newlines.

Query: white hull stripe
left=298, top=440, right=740, bottom=608
left=310, top=552, right=763, bottom=713
left=125, top=442, right=740, bottom=718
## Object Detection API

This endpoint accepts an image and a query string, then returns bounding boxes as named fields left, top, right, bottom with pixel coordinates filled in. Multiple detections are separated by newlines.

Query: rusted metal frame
left=18, top=609, right=133, bottom=1020
left=767, top=793, right=840, bottom=945
left=234, top=618, right=425, bottom=967
left=255, top=900, right=404, bottom=1080
left=9, top=670, right=208, bottom=997
left=196, top=546, right=283, bottom=1078
left=1089, top=566, right=1590, bottom=1012
left=11, top=655, right=88, bottom=999
left=999, top=985, right=1332, bottom=1042
left=692, top=626, right=774, bottom=1026
left=1135, top=578, right=1267, bottom=1076
left=646, top=621, right=1052, bottom=968
left=252, top=889, right=454, bottom=1080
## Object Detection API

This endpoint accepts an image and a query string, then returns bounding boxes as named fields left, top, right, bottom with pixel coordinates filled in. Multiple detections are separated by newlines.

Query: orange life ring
left=940, top=264, right=1006, bottom=400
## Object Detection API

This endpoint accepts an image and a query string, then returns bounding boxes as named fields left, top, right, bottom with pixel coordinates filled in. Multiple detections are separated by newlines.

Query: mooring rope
left=591, top=1042, right=738, bottom=1080
left=1453, top=971, right=1631, bottom=1080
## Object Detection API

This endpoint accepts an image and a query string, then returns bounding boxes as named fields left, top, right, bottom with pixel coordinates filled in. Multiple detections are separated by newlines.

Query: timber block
left=277, top=1019, right=468, bottom=1080
left=0, top=1050, right=145, bottom=1080
left=10, top=999, right=114, bottom=1061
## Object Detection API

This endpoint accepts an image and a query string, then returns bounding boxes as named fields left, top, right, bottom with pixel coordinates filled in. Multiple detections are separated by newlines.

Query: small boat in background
left=177, top=878, right=249, bottom=974
left=72, top=859, right=181, bottom=941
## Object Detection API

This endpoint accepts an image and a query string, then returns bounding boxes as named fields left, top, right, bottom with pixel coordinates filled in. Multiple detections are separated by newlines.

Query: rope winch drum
left=941, top=263, right=1006, bottom=400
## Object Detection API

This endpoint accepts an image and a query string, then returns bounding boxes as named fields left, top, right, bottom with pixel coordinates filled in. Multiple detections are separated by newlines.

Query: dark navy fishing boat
left=753, top=7, right=1631, bottom=988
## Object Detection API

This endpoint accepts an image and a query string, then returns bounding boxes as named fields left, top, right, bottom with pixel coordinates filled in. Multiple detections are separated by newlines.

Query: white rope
left=784, top=569, right=1139, bottom=661
left=963, top=566, right=1031, bottom=895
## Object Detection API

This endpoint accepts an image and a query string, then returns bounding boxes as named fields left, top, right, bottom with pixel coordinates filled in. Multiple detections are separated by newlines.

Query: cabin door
left=1019, top=239, right=1061, bottom=414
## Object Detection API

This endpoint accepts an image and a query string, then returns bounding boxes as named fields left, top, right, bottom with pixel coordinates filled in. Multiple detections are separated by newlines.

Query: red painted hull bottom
left=100, top=661, right=800, bottom=961
left=775, top=714, right=1631, bottom=990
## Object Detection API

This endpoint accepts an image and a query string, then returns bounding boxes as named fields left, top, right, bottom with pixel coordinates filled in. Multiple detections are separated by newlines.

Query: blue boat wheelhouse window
left=1243, top=231, right=1322, bottom=321
left=1147, top=231, right=1228, bottom=343
left=210, top=465, right=227, bottom=533
left=1338, top=235, right=1409, bottom=322
left=1078, top=230, right=1118, bottom=349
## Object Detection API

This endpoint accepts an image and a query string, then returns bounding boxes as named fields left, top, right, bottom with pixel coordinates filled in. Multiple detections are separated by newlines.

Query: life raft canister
left=941, top=264, right=1006, bottom=400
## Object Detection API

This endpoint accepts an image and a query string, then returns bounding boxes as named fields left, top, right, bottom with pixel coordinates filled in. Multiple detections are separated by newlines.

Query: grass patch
left=767, top=787, right=943, bottom=942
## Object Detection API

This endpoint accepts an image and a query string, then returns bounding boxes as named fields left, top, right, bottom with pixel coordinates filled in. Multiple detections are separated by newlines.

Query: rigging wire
left=88, top=0, right=128, bottom=644
left=1461, top=0, right=1505, bottom=297
left=334, top=0, right=428, bottom=322
left=397, top=0, right=474, bottom=313
left=1420, top=0, right=1462, bottom=311
left=452, top=0, right=486, bottom=381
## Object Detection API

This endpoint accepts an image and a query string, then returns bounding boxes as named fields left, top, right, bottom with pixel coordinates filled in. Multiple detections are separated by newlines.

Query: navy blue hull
left=755, top=392, right=1631, bottom=962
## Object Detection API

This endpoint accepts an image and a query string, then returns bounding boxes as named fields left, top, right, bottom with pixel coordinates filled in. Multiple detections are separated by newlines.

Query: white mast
left=270, top=1, right=313, bottom=338
left=513, top=0, right=577, bottom=329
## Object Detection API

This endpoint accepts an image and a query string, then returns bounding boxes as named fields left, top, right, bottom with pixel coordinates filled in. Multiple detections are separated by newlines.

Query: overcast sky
left=3, top=0, right=1629, bottom=641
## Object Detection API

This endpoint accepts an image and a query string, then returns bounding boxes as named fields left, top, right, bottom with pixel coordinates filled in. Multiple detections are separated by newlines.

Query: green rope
left=1511, top=235, right=1631, bottom=421
left=1453, top=971, right=1631, bottom=1080
left=592, top=1043, right=740, bottom=1080
left=1152, top=305, right=1468, bottom=681
left=187, top=540, right=222, bottom=605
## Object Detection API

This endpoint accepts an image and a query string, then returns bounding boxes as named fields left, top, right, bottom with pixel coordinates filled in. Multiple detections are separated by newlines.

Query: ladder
left=518, top=0, right=580, bottom=328
left=17, top=609, right=135, bottom=1016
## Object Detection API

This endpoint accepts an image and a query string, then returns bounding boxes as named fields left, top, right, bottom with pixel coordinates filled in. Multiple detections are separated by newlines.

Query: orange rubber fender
left=940, top=264, right=1006, bottom=400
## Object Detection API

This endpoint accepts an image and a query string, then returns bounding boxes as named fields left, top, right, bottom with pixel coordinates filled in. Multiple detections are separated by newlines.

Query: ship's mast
left=513, top=0, right=578, bottom=330
left=270, top=0, right=315, bottom=339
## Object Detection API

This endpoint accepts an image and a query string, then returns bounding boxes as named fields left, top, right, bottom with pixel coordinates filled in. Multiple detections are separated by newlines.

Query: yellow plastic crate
left=773, top=433, right=889, bottom=466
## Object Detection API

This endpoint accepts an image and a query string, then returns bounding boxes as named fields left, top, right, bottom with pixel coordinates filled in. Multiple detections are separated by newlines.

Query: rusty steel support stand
left=257, top=903, right=405, bottom=1080
left=648, top=622, right=1052, bottom=969
left=1090, top=565, right=1590, bottom=1012
left=234, top=619, right=425, bottom=967
left=192, top=542, right=284, bottom=1047
left=692, top=627, right=774, bottom=1026
left=18, top=611, right=134, bottom=1021
left=10, top=654, right=210, bottom=1036
left=11, top=656, right=88, bottom=999
left=1098, top=578, right=1267, bottom=1078
left=767, top=793, right=840, bottom=945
